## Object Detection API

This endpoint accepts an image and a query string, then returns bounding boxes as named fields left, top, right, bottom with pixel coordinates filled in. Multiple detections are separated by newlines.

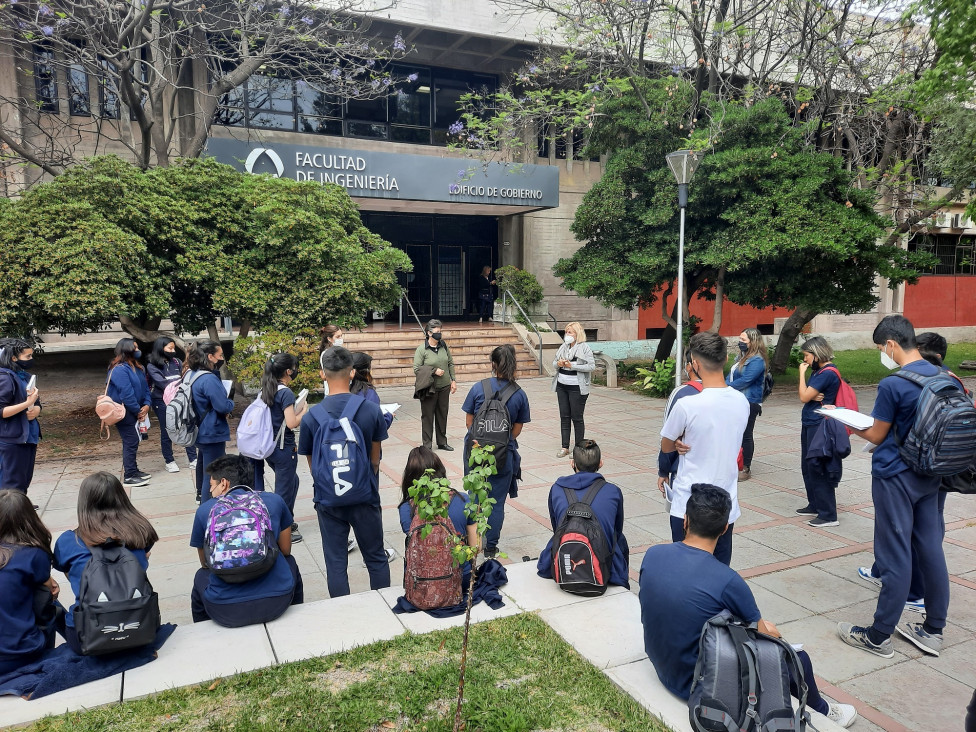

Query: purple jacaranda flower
left=38, top=4, right=53, bottom=15
left=300, top=15, right=312, bottom=25
left=393, top=33, right=406, bottom=52
left=330, top=67, right=341, bottom=79
left=371, top=78, right=380, bottom=89
left=279, top=6, right=290, bottom=16
left=41, top=25, right=54, bottom=35
left=407, top=73, right=418, bottom=82
left=671, top=64, right=681, bottom=74
left=448, top=121, right=464, bottom=135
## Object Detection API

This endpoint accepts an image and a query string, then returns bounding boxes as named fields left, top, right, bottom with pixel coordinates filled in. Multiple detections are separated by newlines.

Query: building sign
left=205, top=138, right=559, bottom=209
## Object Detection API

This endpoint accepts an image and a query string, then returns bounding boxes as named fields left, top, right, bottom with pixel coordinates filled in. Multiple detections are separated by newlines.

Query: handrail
left=546, top=312, right=558, bottom=332
left=398, top=290, right=426, bottom=334
left=501, top=289, right=544, bottom=375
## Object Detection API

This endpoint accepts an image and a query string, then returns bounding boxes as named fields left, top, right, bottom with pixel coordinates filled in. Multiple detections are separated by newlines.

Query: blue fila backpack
left=309, top=395, right=374, bottom=508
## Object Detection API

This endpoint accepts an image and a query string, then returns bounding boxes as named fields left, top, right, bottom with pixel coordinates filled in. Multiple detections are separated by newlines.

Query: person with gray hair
left=412, top=319, right=457, bottom=451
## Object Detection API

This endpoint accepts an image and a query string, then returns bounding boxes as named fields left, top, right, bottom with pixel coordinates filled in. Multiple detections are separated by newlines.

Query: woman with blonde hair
left=552, top=322, right=596, bottom=458
left=726, top=328, right=768, bottom=481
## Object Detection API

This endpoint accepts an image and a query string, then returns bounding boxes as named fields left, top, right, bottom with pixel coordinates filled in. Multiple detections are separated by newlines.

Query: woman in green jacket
left=413, top=319, right=457, bottom=451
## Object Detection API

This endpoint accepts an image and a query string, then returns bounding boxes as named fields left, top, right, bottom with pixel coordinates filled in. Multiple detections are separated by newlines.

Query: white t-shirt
left=660, top=385, right=750, bottom=522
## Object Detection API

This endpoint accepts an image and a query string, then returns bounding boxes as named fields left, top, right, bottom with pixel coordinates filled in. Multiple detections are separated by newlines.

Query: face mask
left=164, top=349, right=176, bottom=358
left=133, top=350, right=142, bottom=360
left=333, top=337, right=344, bottom=347
left=880, top=345, right=898, bottom=370
left=213, top=358, right=225, bottom=371
left=738, top=342, right=748, bottom=353
left=811, top=361, right=820, bottom=371
left=564, top=334, right=575, bottom=345
left=432, top=332, right=443, bottom=341
left=14, top=358, right=33, bottom=370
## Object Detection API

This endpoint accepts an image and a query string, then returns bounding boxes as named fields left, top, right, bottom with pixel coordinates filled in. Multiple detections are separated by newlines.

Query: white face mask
left=564, top=334, right=575, bottom=345
left=880, top=344, right=899, bottom=370
left=334, top=337, right=344, bottom=347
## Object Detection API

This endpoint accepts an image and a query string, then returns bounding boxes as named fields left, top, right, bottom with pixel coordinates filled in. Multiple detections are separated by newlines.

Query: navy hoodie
left=537, top=471, right=630, bottom=588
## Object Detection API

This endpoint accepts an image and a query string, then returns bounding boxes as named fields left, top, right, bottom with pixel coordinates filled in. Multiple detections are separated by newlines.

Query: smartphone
left=26, top=375, right=37, bottom=393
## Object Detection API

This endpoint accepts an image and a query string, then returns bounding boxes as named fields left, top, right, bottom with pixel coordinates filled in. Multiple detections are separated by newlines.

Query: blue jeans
left=253, top=445, right=300, bottom=515
left=151, top=398, right=196, bottom=465
left=116, top=413, right=142, bottom=479
left=670, top=516, right=735, bottom=566
left=315, top=500, right=390, bottom=597
left=195, top=442, right=226, bottom=501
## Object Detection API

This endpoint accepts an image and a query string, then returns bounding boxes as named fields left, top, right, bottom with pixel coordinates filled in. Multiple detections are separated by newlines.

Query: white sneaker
left=188, top=460, right=197, bottom=470
left=857, top=566, right=882, bottom=589
left=347, top=538, right=357, bottom=553
left=827, top=703, right=858, bottom=728
left=165, top=461, right=180, bottom=473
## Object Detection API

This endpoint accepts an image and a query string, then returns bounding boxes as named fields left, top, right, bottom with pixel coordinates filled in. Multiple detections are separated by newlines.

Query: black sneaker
left=136, top=471, right=151, bottom=481
left=291, top=526, right=303, bottom=543
left=124, top=476, right=150, bottom=488
left=483, top=547, right=498, bottom=559
left=808, top=517, right=840, bottom=528
left=795, top=506, right=817, bottom=517
left=437, top=444, right=455, bottom=452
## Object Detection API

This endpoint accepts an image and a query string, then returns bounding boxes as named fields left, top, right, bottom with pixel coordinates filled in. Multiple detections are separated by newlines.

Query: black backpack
left=761, top=370, right=774, bottom=402
left=465, top=379, right=520, bottom=471
left=689, top=610, right=808, bottom=732
left=550, top=478, right=612, bottom=597
left=73, top=543, right=160, bottom=656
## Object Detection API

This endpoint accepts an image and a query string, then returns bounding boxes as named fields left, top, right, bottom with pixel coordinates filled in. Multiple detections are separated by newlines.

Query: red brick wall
left=638, top=285, right=787, bottom=337
left=903, top=276, right=976, bottom=327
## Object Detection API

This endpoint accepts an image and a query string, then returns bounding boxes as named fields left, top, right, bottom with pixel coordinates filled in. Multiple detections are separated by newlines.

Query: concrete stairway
left=343, top=324, right=540, bottom=386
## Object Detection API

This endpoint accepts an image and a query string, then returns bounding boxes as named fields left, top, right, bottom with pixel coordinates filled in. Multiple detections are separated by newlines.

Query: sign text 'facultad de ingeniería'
left=203, top=137, right=560, bottom=208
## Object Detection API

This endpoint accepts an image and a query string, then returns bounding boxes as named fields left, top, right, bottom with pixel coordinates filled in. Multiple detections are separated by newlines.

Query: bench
left=591, top=349, right=618, bottom=388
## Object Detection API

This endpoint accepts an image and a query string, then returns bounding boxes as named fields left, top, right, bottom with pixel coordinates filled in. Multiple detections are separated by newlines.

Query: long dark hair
left=260, top=353, right=298, bottom=407
left=76, top=472, right=158, bottom=549
left=319, top=325, right=341, bottom=353
left=399, top=446, right=448, bottom=505
left=491, top=344, right=517, bottom=381
left=0, top=490, right=53, bottom=569
left=0, top=338, right=32, bottom=370
left=109, top=338, right=143, bottom=371
left=186, top=340, right=221, bottom=371
left=148, top=337, right=177, bottom=371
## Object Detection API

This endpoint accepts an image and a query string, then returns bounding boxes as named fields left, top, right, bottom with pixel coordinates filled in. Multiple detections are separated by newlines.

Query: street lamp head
left=666, top=149, right=700, bottom=185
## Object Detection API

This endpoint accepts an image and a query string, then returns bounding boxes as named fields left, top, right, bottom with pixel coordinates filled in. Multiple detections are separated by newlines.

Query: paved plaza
left=21, top=376, right=976, bottom=731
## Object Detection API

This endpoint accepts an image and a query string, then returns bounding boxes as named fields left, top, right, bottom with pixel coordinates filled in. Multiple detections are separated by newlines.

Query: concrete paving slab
left=266, top=592, right=406, bottom=664
left=752, top=565, right=878, bottom=614
left=500, top=561, right=627, bottom=612
left=375, top=585, right=521, bottom=634
left=746, top=524, right=849, bottom=558
left=0, top=675, right=121, bottom=728
left=123, top=620, right=276, bottom=700
left=541, top=591, right=645, bottom=669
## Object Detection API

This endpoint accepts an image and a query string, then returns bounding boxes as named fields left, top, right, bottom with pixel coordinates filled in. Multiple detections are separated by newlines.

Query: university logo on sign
left=244, top=148, right=285, bottom=177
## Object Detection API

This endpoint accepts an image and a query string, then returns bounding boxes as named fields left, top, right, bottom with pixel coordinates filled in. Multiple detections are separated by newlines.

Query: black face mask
left=213, top=359, right=225, bottom=371
left=811, top=361, right=820, bottom=371
left=431, top=332, right=443, bottom=341
left=14, top=358, right=34, bottom=371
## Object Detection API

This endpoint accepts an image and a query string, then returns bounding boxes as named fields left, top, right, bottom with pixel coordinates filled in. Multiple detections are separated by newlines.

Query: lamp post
left=665, top=149, right=700, bottom=389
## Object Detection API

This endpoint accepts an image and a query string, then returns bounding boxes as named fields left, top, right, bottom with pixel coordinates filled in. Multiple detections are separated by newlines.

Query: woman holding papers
left=796, top=337, right=844, bottom=527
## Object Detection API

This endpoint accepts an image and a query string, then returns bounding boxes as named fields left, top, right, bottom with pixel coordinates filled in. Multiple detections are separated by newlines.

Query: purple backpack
left=204, top=487, right=279, bottom=583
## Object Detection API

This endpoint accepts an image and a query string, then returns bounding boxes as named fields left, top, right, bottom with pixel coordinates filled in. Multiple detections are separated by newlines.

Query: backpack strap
left=497, top=380, right=520, bottom=406
left=579, top=478, right=607, bottom=507
left=481, top=378, right=495, bottom=400
left=892, top=370, right=930, bottom=388
left=726, top=623, right=758, bottom=729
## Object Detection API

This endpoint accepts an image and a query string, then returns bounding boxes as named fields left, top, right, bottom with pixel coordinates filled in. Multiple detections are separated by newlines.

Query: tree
left=0, top=155, right=411, bottom=343
left=0, top=0, right=403, bottom=181
left=553, top=80, right=933, bottom=367
left=910, top=0, right=976, bottom=97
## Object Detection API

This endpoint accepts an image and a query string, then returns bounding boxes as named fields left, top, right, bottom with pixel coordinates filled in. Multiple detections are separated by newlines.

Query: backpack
left=72, top=544, right=160, bottom=656
left=309, top=395, right=375, bottom=508
left=551, top=478, right=612, bottom=597
left=893, top=370, right=976, bottom=477
left=465, top=379, right=520, bottom=471
left=204, top=487, right=279, bottom=582
left=689, top=610, right=808, bottom=732
left=761, top=370, right=775, bottom=402
left=165, top=371, right=205, bottom=448
left=236, top=396, right=286, bottom=459
left=820, top=366, right=859, bottom=435
left=403, top=496, right=463, bottom=610
left=95, top=368, right=126, bottom=440
left=943, top=467, right=976, bottom=494
left=162, top=379, right=181, bottom=405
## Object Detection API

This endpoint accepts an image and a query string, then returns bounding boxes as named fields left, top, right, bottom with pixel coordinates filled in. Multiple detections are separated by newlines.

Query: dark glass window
left=908, top=233, right=976, bottom=275
left=299, top=116, right=342, bottom=136
left=296, top=84, right=340, bottom=118
left=346, top=120, right=388, bottom=139
left=248, top=75, right=293, bottom=112
left=67, top=63, right=90, bottom=116
left=391, top=126, right=431, bottom=144
left=249, top=111, right=294, bottom=131
left=99, top=58, right=121, bottom=119
left=389, top=67, right=431, bottom=127
left=346, top=94, right=387, bottom=123
left=33, top=47, right=58, bottom=113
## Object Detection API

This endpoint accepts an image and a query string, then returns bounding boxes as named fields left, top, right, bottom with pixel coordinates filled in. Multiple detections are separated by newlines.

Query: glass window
left=346, top=93, right=387, bottom=123
left=296, top=84, right=340, bottom=118
left=346, top=120, right=388, bottom=139
left=391, top=126, right=431, bottom=144
left=248, top=75, right=294, bottom=112
left=33, top=47, right=58, bottom=113
left=249, top=111, right=294, bottom=131
left=99, top=58, right=121, bottom=119
left=67, top=63, right=90, bottom=116
left=389, top=67, right=431, bottom=127
left=299, top=116, right=342, bottom=135
left=433, top=69, right=495, bottom=133
left=215, top=106, right=246, bottom=127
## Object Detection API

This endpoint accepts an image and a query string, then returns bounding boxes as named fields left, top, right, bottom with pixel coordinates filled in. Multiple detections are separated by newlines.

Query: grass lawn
left=23, top=614, right=666, bottom=732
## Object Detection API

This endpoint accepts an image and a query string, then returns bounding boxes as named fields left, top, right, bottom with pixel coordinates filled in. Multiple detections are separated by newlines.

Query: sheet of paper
left=816, top=407, right=874, bottom=431
left=221, top=379, right=233, bottom=397
left=294, top=388, right=309, bottom=411
left=381, top=403, right=402, bottom=416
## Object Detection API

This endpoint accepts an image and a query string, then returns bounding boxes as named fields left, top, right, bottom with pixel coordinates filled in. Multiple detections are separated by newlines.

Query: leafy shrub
left=768, top=343, right=803, bottom=368
left=494, top=266, right=544, bottom=307
left=230, top=330, right=321, bottom=395
left=634, top=358, right=676, bottom=397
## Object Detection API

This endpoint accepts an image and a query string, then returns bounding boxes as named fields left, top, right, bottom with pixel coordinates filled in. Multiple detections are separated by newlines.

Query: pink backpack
left=162, top=378, right=181, bottom=405
left=95, top=368, right=126, bottom=440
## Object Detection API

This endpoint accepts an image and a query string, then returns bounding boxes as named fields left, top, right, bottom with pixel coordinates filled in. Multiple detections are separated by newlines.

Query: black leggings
left=556, top=382, right=589, bottom=449
left=741, top=402, right=762, bottom=469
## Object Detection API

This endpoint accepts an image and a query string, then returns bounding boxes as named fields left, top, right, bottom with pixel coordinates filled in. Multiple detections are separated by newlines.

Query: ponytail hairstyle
left=260, top=353, right=299, bottom=407
left=148, top=336, right=177, bottom=371
left=0, top=338, right=32, bottom=370
left=186, top=340, right=222, bottom=372
left=491, top=344, right=517, bottom=382
left=737, top=328, right=769, bottom=368
left=75, top=472, right=158, bottom=550
left=319, top=325, right=341, bottom=353
left=0, top=489, right=53, bottom=570
left=109, top=337, right=143, bottom=371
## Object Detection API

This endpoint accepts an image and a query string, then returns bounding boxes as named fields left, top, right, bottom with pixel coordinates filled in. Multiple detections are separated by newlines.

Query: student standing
left=536, top=440, right=630, bottom=588
left=838, top=315, right=951, bottom=659
left=659, top=332, right=749, bottom=566
left=188, top=341, right=235, bottom=503
left=299, top=347, right=390, bottom=597
left=107, top=339, right=152, bottom=488
left=726, top=328, right=767, bottom=481
left=251, top=354, right=307, bottom=542
left=53, top=472, right=158, bottom=655
left=413, top=319, right=457, bottom=451
left=552, top=321, right=596, bottom=458
left=0, top=490, right=61, bottom=675
left=351, top=351, right=395, bottom=429
left=146, top=337, right=196, bottom=474
left=796, top=337, right=844, bottom=527
left=461, top=345, right=530, bottom=558
left=657, top=356, right=703, bottom=495
left=189, top=455, right=303, bottom=626
left=318, top=325, right=344, bottom=396
left=0, top=339, right=41, bottom=497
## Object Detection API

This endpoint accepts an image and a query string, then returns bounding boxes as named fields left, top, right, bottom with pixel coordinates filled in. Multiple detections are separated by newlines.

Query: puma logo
left=570, top=558, right=587, bottom=571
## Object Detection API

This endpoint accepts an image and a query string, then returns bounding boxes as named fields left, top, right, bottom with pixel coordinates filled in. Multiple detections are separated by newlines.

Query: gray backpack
left=165, top=371, right=204, bottom=448
left=689, top=610, right=808, bottom=732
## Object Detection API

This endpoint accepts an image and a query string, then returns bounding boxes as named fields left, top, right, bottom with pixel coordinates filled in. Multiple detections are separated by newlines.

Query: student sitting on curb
left=189, top=455, right=303, bottom=627
left=536, top=439, right=630, bottom=589
left=639, top=484, right=858, bottom=728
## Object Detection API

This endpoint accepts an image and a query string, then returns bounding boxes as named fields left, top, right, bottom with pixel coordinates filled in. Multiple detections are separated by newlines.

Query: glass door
left=404, top=243, right=432, bottom=317
left=436, top=245, right=463, bottom=317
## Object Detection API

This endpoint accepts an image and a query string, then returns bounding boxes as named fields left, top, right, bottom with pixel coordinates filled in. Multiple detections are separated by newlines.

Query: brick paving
left=26, top=377, right=976, bottom=731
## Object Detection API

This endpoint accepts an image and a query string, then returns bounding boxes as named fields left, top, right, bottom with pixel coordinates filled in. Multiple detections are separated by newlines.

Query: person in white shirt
left=659, top=332, right=749, bottom=565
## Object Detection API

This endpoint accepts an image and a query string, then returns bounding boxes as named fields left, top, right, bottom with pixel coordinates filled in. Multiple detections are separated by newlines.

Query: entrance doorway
left=362, top=213, right=498, bottom=320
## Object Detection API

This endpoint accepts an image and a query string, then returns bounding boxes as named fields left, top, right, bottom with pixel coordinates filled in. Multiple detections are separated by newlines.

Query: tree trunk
left=238, top=319, right=251, bottom=340
left=771, top=308, right=817, bottom=374
left=707, top=267, right=726, bottom=334
left=118, top=315, right=187, bottom=349
left=453, top=559, right=480, bottom=732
